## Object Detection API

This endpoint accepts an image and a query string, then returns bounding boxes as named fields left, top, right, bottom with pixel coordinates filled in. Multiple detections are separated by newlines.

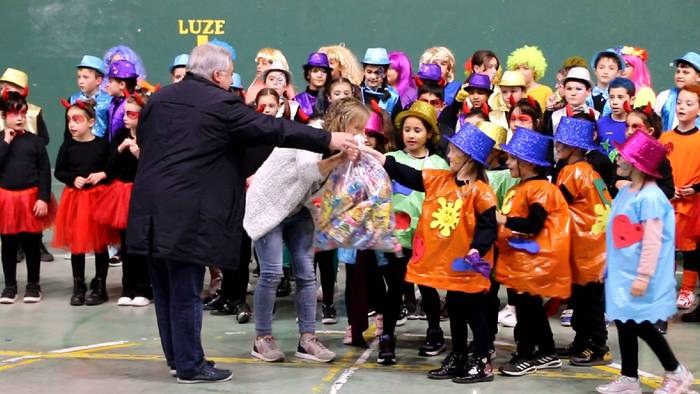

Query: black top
left=0, top=131, right=51, bottom=201
left=383, top=155, right=497, bottom=256
left=54, top=136, right=111, bottom=188
left=108, top=128, right=139, bottom=182
left=504, top=175, right=549, bottom=235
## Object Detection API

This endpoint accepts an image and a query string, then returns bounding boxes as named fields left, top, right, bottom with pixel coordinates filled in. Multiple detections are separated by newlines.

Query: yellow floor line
left=0, top=359, right=42, bottom=372
left=594, top=365, right=664, bottom=389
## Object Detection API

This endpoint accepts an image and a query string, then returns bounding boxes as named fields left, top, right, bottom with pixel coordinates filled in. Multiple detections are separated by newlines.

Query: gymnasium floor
left=1, top=245, right=698, bottom=394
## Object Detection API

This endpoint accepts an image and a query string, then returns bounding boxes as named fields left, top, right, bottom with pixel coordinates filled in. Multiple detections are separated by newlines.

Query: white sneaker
left=560, top=309, right=573, bottom=327
left=654, top=365, right=694, bottom=394
left=676, top=289, right=696, bottom=309
left=498, top=305, right=517, bottom=327
left=132, top=297, right=150, bottom=307
left=295, top=335, right=335, bottom=363
left=343, top=326, right=353, bottom=345
left=596, top=376, right=641, bottom=394
left=251, top=336, right=285, bottom=362
left=117, top=297, right=133, bottom=306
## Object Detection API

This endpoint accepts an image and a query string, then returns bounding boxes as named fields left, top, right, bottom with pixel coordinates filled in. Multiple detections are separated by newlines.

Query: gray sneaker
left=251, top=336, right=285, bottom=362
left=295, top=335, right=335, bottom=363
left=654, top=365, right=694, bottom=394
left=596, top=375, right=641, bottom=394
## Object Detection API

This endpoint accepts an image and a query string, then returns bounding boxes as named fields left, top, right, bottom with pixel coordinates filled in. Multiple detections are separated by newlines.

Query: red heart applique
left=612, top=214, right=644, bottom=248
left=395, top=212, right=411, bottom=230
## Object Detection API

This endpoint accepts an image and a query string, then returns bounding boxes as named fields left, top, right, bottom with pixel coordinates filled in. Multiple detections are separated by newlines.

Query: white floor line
left=0, top=355, right=41, bottom=364
left=607, top=362, right=660, bottom=379
left=49, top=341, right=129, bottom=354
left=329, top=338, right=378, bottom=394
left=316, top=330, right=348, bottom=335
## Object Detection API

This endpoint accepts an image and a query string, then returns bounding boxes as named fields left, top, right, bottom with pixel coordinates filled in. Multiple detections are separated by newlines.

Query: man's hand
left=328, top=132, right=358, bottom=152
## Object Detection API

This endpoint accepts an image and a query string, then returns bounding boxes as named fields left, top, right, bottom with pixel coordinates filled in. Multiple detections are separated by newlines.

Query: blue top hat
left=591, top=48, right=626, bottom=72
left=554, top=117, right=598, bottom=151
left=171, top=54, right=189, bottom=71
left=674, top=51, right=700, bottom=72
left=501, top=127, right=552, bottom=167
left=209, top=38, right=237, bottom=62
left=362, top=48, right=390, bottom=66
left=231, top=72, right=243, bottom=89
left=446, top=123, right=495, bottom=165
left=76, top=55, right=105, bottom=75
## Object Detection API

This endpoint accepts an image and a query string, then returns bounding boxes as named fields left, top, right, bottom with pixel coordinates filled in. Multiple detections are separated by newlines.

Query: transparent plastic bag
left=312, top=152, right=400, bottom=253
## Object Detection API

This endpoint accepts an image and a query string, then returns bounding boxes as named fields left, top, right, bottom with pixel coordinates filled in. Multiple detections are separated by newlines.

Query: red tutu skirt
left=0, top=187, right=56, bottom=234
left=53, top=185, right=119, bottom=254
left=93, top=180, right=133, bottom=230
left=684, top=202, right=700, bottom=242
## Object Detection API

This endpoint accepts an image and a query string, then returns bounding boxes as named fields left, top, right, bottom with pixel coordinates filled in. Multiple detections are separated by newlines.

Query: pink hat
left=614, top=130, right=666, bottom=178
left=364, top=111, right=385, bottom=140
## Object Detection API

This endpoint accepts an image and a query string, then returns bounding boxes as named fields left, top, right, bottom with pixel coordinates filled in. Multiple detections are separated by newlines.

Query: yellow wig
left=506, top=45, right=548, bottom=81
left=419, top=46, right=456, bottom=83
left=318, top=44, right=363, bottom=86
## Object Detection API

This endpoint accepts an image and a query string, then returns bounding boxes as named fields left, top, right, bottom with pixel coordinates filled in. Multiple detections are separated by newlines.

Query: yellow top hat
left=0, top=68, right=28, bottom=89
left=394, top=100, right=440, bottom=144
left=477, top=121, right=507, bottom=150
left=499, top=70, right=526, bottom=88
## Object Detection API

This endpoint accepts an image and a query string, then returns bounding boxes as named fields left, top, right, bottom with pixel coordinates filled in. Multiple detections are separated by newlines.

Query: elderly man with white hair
left=126, top=43, right=356, bottom=383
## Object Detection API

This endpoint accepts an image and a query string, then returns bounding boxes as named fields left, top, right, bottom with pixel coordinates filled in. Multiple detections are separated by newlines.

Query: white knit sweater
left=243, top=147, right=324, bottom=240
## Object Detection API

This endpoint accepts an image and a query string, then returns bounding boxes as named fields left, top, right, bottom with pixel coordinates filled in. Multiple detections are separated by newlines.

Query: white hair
left=187, top=43, right=232, bottom=81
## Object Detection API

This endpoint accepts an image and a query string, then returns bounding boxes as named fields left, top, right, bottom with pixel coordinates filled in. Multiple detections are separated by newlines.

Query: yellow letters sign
left=178, top=19, right=225, bottom=45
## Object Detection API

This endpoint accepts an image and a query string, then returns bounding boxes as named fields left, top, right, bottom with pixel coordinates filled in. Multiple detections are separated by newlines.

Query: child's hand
left=630, top=278, right=648, bottom=297
left=85, top=172, right=107, bottom=185
left=33, top=200, right=48, bottom=217
left=358, top=145, right=385, bottom=165
left=118, top=138, right=134, bottom=153
left=74, top=176, right=87, bottom=189
left=128, top=143, right=140, bottom=158
left=3, top=129, right=16, bottom=144
left=677, top=185, right=696, bottom=198
left=496, top=212, right=507, bottom=225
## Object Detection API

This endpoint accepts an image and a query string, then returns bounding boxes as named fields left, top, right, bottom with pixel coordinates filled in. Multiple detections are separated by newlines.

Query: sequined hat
left=466, top=73, right=492, bottom=92
left=446, top=123, right=495, bottom=165
left=554, top=116, right=598, bottom=151
left=77, top=55, right=106, bottom=75
left=417, top=63, right=442, bottom=82
left=614, top=130, right=666, bottom=178
left=107, top=60, right=138, bottom=79
left=477, top=121, right=508, bottom=151
left=501, top=127, right=552, bottom=167
left=303, top=52, right=331, bottom=70
left=394, top=100, right=439, bottom=134
left=362, top=48, right=390, bottom=66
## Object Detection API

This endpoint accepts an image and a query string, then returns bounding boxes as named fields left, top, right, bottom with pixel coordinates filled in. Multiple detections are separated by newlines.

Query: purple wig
left=101, top=45, right=148, bottom=88
left=389, top=51, right=417, bottom=108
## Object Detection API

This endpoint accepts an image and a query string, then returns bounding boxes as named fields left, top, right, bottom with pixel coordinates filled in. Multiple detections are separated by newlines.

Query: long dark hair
left=508, top=97, right=543, bottom=131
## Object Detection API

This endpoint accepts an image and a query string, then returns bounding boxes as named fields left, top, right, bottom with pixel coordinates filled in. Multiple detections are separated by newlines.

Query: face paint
left=125, top=110, right=140, bottom=119
left=69, top=114, right=86, bottom=123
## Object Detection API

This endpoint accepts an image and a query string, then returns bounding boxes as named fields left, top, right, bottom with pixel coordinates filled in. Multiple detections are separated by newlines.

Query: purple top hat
left=303, top=52, right=331, bottom=70
left=466, top=73, right=492, bottom=92
left=501, top=127, right=552, bottom=167
left=614, top=130, right=666, bottom=178
left=107, top=59, right=138, bottom=79
left=554, top=117, right=598, bottom=151
left=417, top=63, right=442, bottom=82
left=446, top=123, right=495, bottom=165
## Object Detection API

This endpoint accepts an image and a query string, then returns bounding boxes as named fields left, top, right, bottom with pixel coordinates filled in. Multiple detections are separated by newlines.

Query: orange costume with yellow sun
left=495, top=179, right=572, bottom=298
left=406, top=169, right=497, bottom=294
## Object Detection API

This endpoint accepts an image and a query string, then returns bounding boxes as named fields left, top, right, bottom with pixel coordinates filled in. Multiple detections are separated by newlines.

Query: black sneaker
left=203, top=291, right=226, bottom=311
left=170, top=360, right=216, bottom=377
left=396, top=306, right=408, bottom=326
left=556, top=342, right=585, bottom=359
left=418, top=328, right=446, bottom=357
left=467, top=341, right=496, bottom=361
left=377, top=334, right=396, bottom=365
left=70, top=278, right=87, bottom=306
left=531, top=353, right=562, bottom=370
left=570, top=347, right=612, bottom=366
left=276, top=275, right=291, bottom=297
left=23, top=283, right=42, bottom=303
left=367, top=308, right=377, bottom=317
left=176, top=363, right=232, bottom=384
left=39, top=242, right=54, bottom=262
left=322, top=304, right=337, bottom=324
left=453, top=356, right=495, bottom=384
left=210, top=299, right=236, bottom=316
left=499, top=354, right=536, bottom=376
left=0, top=285, right=18, bottom=304
left=427, top=351, right=467, bottom=380
left=653, top=320, right=668, bottom=334
left=233, top=302, right=252, bottom=324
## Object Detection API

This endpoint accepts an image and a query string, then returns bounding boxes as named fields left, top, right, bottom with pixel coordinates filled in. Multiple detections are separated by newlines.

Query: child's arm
left=53, top=143, right=80, bottom=186
left=657, top=158, right=675, bottom=200
left=504, top=203, right=548, bottom=235
left=317, top=151, right=346, bottom=176
left=471, top=207, right=498, bottom=256
left=631, top=218, right=663, bottom=296
left=0, top=131, right=14, bottom=165
left=383, top=155, right=425, bottom=192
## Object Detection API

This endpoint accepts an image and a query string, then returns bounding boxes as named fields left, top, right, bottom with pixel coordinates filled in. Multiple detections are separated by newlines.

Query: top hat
left=446, top=123, right=496, bottom=165
left=362, top=48, right=390, bottom=66
left=394, top=100, right=439, bottom=135
left=477, top=121, right=508, bottom=151
left=107, top=60, right=138, bottom=79
left=303, top=52, right=331, bottom=70
left=614, top=130, right=666, bottom=178
left=554, top=116, right=598, bottom=151
left=77, top=55, right=106, bottom=75
left=466, top=73, right=492, bottom=92
left=417, top=63, right=442, bottom=82
left=501, top=127, right=552, bottom=167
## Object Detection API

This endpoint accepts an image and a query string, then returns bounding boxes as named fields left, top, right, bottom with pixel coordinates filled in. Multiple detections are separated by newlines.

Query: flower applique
left=430, top=197, right=462, bottom=237
left=591, top=203, right=611, bottom=235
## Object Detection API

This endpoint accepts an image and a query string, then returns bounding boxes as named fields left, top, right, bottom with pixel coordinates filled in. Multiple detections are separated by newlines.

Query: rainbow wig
left=506, top=45, right=548, bottom=81
left=389, top=51, right=417, bottom=106
left=620, top=46, right=652, bottom=90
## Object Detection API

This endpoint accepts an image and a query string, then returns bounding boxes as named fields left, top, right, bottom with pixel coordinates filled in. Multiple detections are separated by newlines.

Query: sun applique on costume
left=591, top=203, right=611, bottom=235
left=501, top=189, right=515, bottom=215
left=430, top=197, right=462, bottom=237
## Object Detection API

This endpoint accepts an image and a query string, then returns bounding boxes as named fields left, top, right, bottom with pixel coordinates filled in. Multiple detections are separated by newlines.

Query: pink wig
left=623, top=54, right=652, bottom=90
left=389, top=51, right=417, bottom=108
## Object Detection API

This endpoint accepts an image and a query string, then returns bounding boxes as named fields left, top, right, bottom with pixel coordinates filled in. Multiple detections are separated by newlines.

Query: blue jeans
left=149, top=258, right=206, bottom=378
left=254, top=208, right=317, bottom=336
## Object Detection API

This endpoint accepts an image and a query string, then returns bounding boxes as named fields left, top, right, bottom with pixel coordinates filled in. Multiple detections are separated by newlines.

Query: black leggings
left=682, top=248, right=700, bottom=272
left=448, top=291, right=490, bottom=356
left=615, top=320, right=679, bottom=378
left=119, top=231, right=151, bottom=298
left=220, top=231, right=252, bottom=304
left=382, top=248, right=411, bottom=337
left=418, top=285, right=441, bottom=330
left=510, top=290, right=555, bottom=357
left=314, top=250, right=336, bottom=306
left=487, top=280, right=501, bottom=344
left=570, top=282, right=607, bottom=349
left=71, top=251, right=109, bottom=281
left=1, top=233, right=41, bottom=285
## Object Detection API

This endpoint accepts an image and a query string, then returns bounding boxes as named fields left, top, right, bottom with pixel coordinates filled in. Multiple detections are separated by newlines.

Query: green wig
left=507, top=45, right=548, bottom=81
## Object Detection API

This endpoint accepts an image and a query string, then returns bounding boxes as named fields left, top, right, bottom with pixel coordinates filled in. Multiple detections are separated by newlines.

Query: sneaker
left=170, top=360, right=215, bottom=377
left=405, top=300, right=420, bottom=320
left=499, top=354, right=536, bottom=376
left=676, top=289, right=695, bottom=309
left=343, top=326, right=353, bottom=345
left=418, top=328, right=446, bottom=357
left=233, top=302, right=252, bottom=324
left=377, top=334, right=396, bottom=365
left=276, top=275, right=291, bottom=297
left=374, top=314, right=384, bottom=337
left=654, top=320, right=668, bottom=334
left=560, top=309, right=573, bottom=327
left=556, top=342, right=584, bottom=359
left=23, top=283, right=42, bottom=303
left=176, top=363, right=232, bottom=384
left=203, top=290, right=226, bottom=311
left=251, top=336, right=285, bottom=362
left=408, top=301, right=426, bottom=320
left=439, top=296, right=449, bottom=321
left=596, top=375, right=641, bottom=394
left=681, top=305, right=700, bottom=323
left=570, top=347, right=612, bottom=366
left=132, top=296, right=151, bottom=307
left=295, top=335, right=335, bottom=363
left=321, top=304, right=337, bottom=324
left=39, top=242, right=54, bottom=262
left=467, top=341, right=496, bottom=362
left=498, top=305, right=517, bottom=327
left=108, top=255, right=122, bottom=267
left=453, top=356, right=495, bottom=384
left=0, top=285, right=18, bottom=304
left=396, top=307, right=408, bottom=327
left=532, top=353, right=562, bottom=370
left=654, top=365, right=694, bottom=394
left=427, top=351, right=467, bottom=380
left=117, top=297, right=133, bottom=306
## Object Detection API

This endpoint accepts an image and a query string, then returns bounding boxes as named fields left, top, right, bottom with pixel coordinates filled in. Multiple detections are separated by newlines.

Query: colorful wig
left=102, top=45, right=147, bottom=85
left=506, top=45, right=548, bottom=81
left=389, top=51, right=417, bottom=108
left=419, top=46, right=456, bottom=82
left=619, top=46, right=652, bottom=90
left=318, top=44, right=363, bottom=86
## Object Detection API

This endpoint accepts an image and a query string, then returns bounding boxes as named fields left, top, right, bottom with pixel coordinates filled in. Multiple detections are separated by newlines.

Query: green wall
left=0, top=0, right=697, bottom=160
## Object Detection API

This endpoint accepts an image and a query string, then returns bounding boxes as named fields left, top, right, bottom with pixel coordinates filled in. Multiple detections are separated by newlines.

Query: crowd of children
left=0, top=41, right=699, bottom=392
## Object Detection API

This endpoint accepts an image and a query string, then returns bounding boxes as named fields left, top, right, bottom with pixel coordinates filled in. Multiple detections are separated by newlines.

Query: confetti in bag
left=311, top=152, right=401, bottom=253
